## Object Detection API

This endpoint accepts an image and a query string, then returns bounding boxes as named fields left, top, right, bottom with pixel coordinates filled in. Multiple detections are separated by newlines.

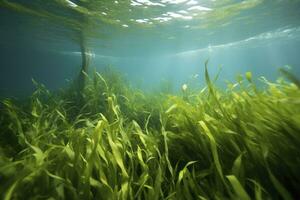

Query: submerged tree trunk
left=77, top=32, right=90, bottom=92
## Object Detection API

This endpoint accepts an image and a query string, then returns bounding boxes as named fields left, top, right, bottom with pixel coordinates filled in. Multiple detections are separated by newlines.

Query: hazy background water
left=1, top=0, right=300, bottom=97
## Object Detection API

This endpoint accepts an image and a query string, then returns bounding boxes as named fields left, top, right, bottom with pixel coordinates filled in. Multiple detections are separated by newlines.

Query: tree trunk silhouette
left=77, top=32, right=89, bottom=92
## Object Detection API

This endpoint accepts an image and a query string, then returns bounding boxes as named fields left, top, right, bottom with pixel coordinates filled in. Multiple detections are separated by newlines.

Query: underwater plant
left=0, top=64, right=299, bottom=200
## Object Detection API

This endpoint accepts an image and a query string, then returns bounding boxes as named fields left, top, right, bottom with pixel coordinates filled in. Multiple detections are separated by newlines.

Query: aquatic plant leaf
left=96, top=72, right=108, bottom=91
left=89, top=177, right=102, bottom=188
left=226, top=175, right=251, bottom=200
left=236, top=74, right=243, bottom=83
left=204, top=60, right=213, bottom=93
left=64, top=144, right=75, bottom=161
left=137, top=146, right=146, bottom=169
left=132, top=121, right=147, bottom=148
left=56, top=109, right=66, bottom=121
left=162, top=130, right=174, bottom=177
left=4, top=180, right=19, bottom=200
left=249, top=179, right=264, bottom=200
left=177, top=161, right=197, bottom=183
left=165, top=104, right=178, bottom=114
left=97, top=145, right=108, bottom=165
left=198, top=196, right=209, bottom=200
left=245, top=72, right=252, bottom=82
left=152, top=165, right=163, bottom=199
left=267, top=167, right=293, bottom=200
left=204, top=60, right=229, bottom=119
left=120, top=180, right=129, bottom=200
left=198, top=121, right=225, bottom=183
left=279, top=68, right=300, bottom=88
left=30, top=144, right=46, bottom=166
left=107, top=135, right=129, bottom=178
left=45, top=170, right=65, bottom=183
left=135, top=173, right=149, bottom=198
left=232, top=153, right=243, bottom=178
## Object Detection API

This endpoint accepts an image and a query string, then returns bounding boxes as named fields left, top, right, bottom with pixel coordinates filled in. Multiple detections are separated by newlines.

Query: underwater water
left=0, top=0, right=300, bottom=199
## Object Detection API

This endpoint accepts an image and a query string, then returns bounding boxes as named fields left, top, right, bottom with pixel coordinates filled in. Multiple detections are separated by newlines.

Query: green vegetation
left=0, top=65, right=300, bottom=200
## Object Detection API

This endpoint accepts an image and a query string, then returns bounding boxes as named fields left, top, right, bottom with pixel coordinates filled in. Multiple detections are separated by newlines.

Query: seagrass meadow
left=1, top=0, right=300, bottom=199
left=0, top=64, right=300, bottom=200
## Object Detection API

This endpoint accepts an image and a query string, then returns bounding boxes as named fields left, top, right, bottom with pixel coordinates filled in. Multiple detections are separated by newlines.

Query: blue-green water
left=1, top=0, right=300, bottom=96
